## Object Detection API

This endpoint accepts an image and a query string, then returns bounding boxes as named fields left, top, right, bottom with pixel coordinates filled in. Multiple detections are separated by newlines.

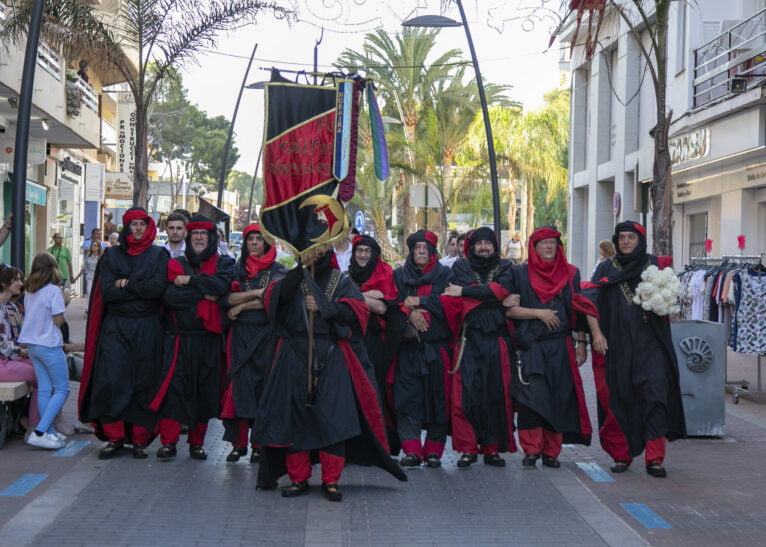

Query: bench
left=0, top=381, right=30, bottom=402
left=0, top=381, right=31, bottom=448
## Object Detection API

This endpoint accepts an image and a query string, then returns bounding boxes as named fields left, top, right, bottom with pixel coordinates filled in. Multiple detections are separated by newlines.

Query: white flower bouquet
left=632, top=265, right=681, bottom=316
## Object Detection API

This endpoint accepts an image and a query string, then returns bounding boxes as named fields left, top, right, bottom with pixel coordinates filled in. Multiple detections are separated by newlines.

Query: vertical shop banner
left=260, top=80, right=361, bottom=255
left=116, top=91, right=136, bottom=178
left=84, top=162, right=105, bottom=201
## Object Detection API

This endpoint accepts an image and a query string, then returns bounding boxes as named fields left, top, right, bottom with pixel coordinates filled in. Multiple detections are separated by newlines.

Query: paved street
left=2, top=298, right=766, bottom=546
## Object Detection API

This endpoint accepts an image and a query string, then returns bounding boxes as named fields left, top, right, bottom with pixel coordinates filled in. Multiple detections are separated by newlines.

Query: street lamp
left=244, top=80, right=268, bottom=224
left=403, top=3, right=502, bottom=236
left=11, top=0, right=45, bottom=270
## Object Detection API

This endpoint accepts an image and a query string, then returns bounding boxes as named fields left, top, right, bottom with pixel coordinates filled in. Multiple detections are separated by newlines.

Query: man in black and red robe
left=79, top=207, right=169, bottom=459
left=506, top=226, right=605, bottom=468
left=585, top=221, right=685, bottom=478
left=392, top=230, right=457, bottom=469
left=220, top=223, right=285, bottom=463
left=155, top=215, right=234, bottom=461
left=254, top=246, right=406, bottom=502
left=346, top=234, right=400, bottom=453
left=443, top=227, right=516, bottom=468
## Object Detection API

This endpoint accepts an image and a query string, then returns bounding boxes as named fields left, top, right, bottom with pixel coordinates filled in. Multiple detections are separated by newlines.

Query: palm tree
left=1, top=0, right=292, bottom=207
left=418, top=69, right=513, bottom=238
left=336, top=28, right=463, bottom=244
left=463, top=88, right=569, bottom=242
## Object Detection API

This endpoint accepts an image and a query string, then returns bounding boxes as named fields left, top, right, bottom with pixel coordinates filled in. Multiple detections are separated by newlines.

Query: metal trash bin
left=671, top=320, right=726, bottom=436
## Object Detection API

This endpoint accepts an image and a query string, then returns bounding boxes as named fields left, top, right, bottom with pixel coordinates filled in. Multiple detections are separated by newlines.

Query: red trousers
left=285, top=451, right=344, bottom=484
left=518, top=428, right=563, bottom=458
left=158, top=418, right=208, bottom=446
left=101, top=422, right=152, bottom=445
left=231, top=419, right=260, bottom=449
left=592, top=354, right=666, bottom=464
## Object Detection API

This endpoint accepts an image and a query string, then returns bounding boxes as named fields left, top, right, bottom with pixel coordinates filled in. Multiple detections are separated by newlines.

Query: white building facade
left=565, top=0, right=766, bottom=272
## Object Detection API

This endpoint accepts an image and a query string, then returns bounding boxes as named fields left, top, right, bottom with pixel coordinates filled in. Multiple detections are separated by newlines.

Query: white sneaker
left=26, top=433, right=66, bottom=450
left=51, top=430, right=69, bottom=442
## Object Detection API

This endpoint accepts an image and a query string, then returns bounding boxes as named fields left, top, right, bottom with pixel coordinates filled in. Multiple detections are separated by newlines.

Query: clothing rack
left=690, top=254, right=763, bottom=264
left=684, top=254, right=765, bottom=402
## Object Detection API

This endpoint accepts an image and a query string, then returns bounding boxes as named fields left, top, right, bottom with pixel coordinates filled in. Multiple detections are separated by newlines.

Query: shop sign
left=116, top=91, right=136, bottom=177
left=105, top=172, right=133, bottom=200
left=84, top=163, right=105, bottom=201
left=58, top=180, right=75, bottom=201
left=669, top=128, right=709, bottom=166
left=59, top=157, right=82, bottom=176
left=0, top=136, right=47, bottom=165
left=25, top=180, right=47, bottom=206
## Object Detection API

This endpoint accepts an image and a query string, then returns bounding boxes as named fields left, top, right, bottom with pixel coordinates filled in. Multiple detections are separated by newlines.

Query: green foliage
left=150, top=68, right=239, bottom=194
left=227, top=170, right=259, bottom=206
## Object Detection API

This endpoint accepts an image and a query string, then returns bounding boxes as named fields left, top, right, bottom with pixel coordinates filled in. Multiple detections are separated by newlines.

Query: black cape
left=79, top=244, right=169, bottom=433
left=589, top=255, right=686, bottom=457
left=254, top=264, right=406, bottom=488
left=158, top=254, right=234, bottom=425
left=511, top=265, right=592, bottom=445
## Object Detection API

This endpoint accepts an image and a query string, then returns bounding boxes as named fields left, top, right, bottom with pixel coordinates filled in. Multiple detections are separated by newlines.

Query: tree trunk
left=650, top=2, right=673, bottom=256
left=525, top=177, right=536, bottom=239
left=372, top=212, right=399, bottom=262
left=506, top=177, right=518, bottom=233
left=132, top=103, right=149, bottom=208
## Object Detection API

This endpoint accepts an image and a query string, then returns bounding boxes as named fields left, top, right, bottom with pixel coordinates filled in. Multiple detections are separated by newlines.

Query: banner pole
left=306, top=264, right=316, bottom=406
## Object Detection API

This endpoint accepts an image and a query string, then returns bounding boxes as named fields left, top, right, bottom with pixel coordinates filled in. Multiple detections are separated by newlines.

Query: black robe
left=159, top=255, right=234, bottom=425
left=512, top=265, right=591, bottom=445
left=254, top=265, right=406, bottom=488
left=392, top=262, right=454, bottom=425
left=220, top=261, right=286, bottom=423
left=590, top=255, right=686, bottom=457
left=348, top=261, right=402, bottom=455
left=79, top=244, right=169, bottom=433
left=450, top=258, right=516, bottom=452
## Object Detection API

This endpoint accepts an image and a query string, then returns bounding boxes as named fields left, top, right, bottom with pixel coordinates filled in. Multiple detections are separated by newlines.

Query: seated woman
left=0, top=266, right=40, bottom=431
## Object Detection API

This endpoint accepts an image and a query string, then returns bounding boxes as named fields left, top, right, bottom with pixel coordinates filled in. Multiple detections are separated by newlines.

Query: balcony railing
left=75, top=77, right=99, bottom=113
left=36, top=39, right=62, bottom=79
left=693, top=9, right=766, bottom=108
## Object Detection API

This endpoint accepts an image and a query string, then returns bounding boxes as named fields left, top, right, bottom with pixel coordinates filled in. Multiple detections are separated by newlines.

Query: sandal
left=189, top=444, right=208, bottom=460
left=321, top=482, right=343, bottom=502
left=456, top=452, right=478, bottom=468
left=98, top=441, right=124, bottom=460
left=522, top=453, right=540, bottom=467
left=646, top=461, right=667, bottom=478
left=156, top=444, right=177, bottom=459
left=132, top=444, right=149, bottom=459
left=226, top=446, right=247, bottom=462
left=281, top=481, right=309, bottom=498
left=610, top=460, right=631, bottom=473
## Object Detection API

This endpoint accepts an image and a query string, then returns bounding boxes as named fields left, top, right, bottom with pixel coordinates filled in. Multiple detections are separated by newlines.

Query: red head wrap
left=243, top=223, right=261, bottom=239
left=121, top=208, right=157, bottom=256
left=527, top=227, right=575, bottom=304
left=187, top=221, right=214, bottom=232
